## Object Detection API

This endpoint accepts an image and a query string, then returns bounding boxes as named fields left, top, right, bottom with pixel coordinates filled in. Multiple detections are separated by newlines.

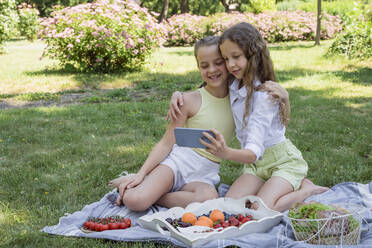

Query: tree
left=220, top=0, right=232, bottom=12
left=315, top=0, right=321, bottom=45
left=159, top=0, right=169, bottom=23
left=180, top=0, right=189, bottom=13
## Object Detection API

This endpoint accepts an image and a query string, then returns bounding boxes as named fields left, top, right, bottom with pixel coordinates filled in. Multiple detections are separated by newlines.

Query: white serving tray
left=138, top=195, right=283, bottom=247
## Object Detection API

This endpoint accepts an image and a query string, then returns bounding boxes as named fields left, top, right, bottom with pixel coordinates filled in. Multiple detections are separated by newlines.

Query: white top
left=229, top=79, right=286, bottom=162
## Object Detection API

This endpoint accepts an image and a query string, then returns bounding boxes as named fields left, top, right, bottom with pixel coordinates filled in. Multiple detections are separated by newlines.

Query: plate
left=138, top=195, right=283, bottom=247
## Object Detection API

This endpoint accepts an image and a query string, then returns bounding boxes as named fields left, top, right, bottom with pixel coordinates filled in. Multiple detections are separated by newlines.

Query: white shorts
left=160, top=144, right=220, bottom=192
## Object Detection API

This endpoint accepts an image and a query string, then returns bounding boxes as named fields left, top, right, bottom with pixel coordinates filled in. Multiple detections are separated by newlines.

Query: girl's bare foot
left=300, top=178, right=329, bottom=198
left=245, top=200, right=259, bottom=210
left=251, top=202, right=259, bottom=210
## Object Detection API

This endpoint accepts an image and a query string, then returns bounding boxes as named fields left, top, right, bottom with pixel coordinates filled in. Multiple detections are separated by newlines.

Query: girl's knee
left=122, top=191, right=151, bottom=211
left=195, top=186, right=218, bottom=202
left=225, top=191, right=242, bottom=199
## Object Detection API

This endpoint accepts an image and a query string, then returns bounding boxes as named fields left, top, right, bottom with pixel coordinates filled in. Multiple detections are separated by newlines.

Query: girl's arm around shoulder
left=160, top=90, right=200, bottom=145
left=166, top=87, right=200, bottom=121
left=137, top=91, right=200, bottom=176
left=254, top=89, right=280, bottom=111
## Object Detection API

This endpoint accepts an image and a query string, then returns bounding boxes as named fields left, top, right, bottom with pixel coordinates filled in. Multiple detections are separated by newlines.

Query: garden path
left=0, top=91, right=93, bottom=109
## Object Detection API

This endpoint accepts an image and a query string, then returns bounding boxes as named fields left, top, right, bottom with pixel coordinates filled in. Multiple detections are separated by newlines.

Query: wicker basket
left=287, top=204, right=366, bottom=245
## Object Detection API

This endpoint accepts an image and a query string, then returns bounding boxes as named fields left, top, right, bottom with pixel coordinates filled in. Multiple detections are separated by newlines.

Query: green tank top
left=185, top=87, right=235, bottom=163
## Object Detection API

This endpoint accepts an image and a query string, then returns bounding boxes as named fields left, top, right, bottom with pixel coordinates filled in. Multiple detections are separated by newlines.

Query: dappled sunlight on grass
left=344, top=102, right=370, bottom=110
left=0, top=41, right=199, bottom=95
left=116, top=145, right=136, bottom=154
left=0, top=202, right=29, bottom=225
left=0, top=39, right=371, bottom=247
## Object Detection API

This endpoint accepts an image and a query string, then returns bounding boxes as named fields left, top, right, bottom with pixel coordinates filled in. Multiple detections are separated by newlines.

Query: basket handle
left=356, top=210, right=370, bottom=233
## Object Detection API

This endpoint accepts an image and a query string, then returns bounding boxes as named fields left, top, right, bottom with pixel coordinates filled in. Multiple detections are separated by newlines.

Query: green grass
left=0, top=39, right=371, bottom=247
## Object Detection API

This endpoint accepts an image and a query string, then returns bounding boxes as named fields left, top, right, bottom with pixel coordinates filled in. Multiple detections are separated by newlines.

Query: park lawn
left=0, top=39, right=371, bottom=247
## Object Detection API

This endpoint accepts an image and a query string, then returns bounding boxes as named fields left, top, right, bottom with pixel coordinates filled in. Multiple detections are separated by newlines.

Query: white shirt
left=229, top=79, right=286, bottom=162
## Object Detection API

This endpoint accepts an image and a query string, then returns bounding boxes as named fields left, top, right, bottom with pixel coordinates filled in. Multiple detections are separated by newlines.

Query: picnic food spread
left=166, top=210, right=254, bottom=231
left=82, top=216, right=132, bottom=232
left=138, top=196, right=283, bottom=247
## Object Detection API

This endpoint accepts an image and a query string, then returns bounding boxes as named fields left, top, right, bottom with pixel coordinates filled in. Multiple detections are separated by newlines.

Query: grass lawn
left=0, top=39, right=371, bottom=247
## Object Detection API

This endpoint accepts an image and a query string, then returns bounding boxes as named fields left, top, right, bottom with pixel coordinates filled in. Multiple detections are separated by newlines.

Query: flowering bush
left=39, top=0, right=166, bottom=72
left=0, top=0, right=18, bottom=51
left=164, top=14, right=207, bottom=46
left=17, top=3, right=40, bottom=41
left=207, top=11, right=342, bottom=43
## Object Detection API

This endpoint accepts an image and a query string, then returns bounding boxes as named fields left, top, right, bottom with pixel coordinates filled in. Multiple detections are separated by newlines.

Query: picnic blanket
left=42, top=181, right=372, bottom=247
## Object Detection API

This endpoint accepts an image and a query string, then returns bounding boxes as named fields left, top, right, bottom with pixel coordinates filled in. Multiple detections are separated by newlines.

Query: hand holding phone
left=174, top=127, right=216, bottom=148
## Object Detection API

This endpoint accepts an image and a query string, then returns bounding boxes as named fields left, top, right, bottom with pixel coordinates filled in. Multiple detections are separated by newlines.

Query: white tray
left=138, top=195, right=283, bottom=247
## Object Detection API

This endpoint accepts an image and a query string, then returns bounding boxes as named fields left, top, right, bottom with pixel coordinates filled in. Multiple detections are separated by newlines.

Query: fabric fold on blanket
left=42, top=182, right=372, bottom=248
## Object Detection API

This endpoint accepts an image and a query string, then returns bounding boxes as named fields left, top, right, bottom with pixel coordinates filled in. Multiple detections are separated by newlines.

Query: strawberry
left=241, top=217, right=251, bottom=224
left=237, top=214, right=244, bottom=221
left=221, top=221, right=230, bottom=228
left=213, top=224, right=222, bottom=229
left=228, top=217, right=240, bottom=227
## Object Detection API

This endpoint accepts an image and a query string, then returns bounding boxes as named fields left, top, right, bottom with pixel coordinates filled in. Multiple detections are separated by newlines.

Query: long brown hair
left=220, top=22, right=288, bottom=126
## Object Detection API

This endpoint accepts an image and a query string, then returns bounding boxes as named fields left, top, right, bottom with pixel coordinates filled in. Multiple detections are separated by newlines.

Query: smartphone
left=174, top=127, right=216, bottom=148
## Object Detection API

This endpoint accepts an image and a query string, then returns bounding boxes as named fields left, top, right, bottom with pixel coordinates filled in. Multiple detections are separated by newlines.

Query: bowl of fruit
left=138, top=195, right=283, bottom=247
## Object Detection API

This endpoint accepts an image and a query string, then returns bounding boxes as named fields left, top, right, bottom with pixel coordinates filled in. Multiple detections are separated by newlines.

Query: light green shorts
left=243, top=139, right=308, bottom=190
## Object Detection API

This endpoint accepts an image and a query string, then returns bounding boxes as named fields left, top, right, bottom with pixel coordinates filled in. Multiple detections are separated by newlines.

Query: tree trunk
left=180, top=0, right=189, bottom=13
left=220, top=0, right=231, bottom=13
left=159, top=0, right=169, bottom=23
left=315, top=0, right=321, bottom=45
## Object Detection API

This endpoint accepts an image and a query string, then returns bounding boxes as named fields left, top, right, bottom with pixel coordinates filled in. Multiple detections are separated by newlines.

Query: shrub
left=277, top=0, right=355, bottom=22
left=39, top=0, right=166, bottom=72
left=240, top=0, right=276, bottom=14
left=0, top=0, right=18, bottom=51
left=321, top=0, right=356, bottom=22
left=205, top=12, right=251, bottom=37
left=328, top=23, right=371, bottom=59
left=17, top=2, right=40, bottom=41
left=327, top=1, right=372, bottom=59
left=164, top=14, right=207, bottom=46
left=277, top=0, right=306, bottom=11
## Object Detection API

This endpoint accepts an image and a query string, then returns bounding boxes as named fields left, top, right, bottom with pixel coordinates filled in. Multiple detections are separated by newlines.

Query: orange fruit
left=182, top=212, right=197, bottom=225
left=197, top=216, right=213, bottom=227
left=194, top=219, right=212, bottom=227
left=209, top=209, right=224, bottom=223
